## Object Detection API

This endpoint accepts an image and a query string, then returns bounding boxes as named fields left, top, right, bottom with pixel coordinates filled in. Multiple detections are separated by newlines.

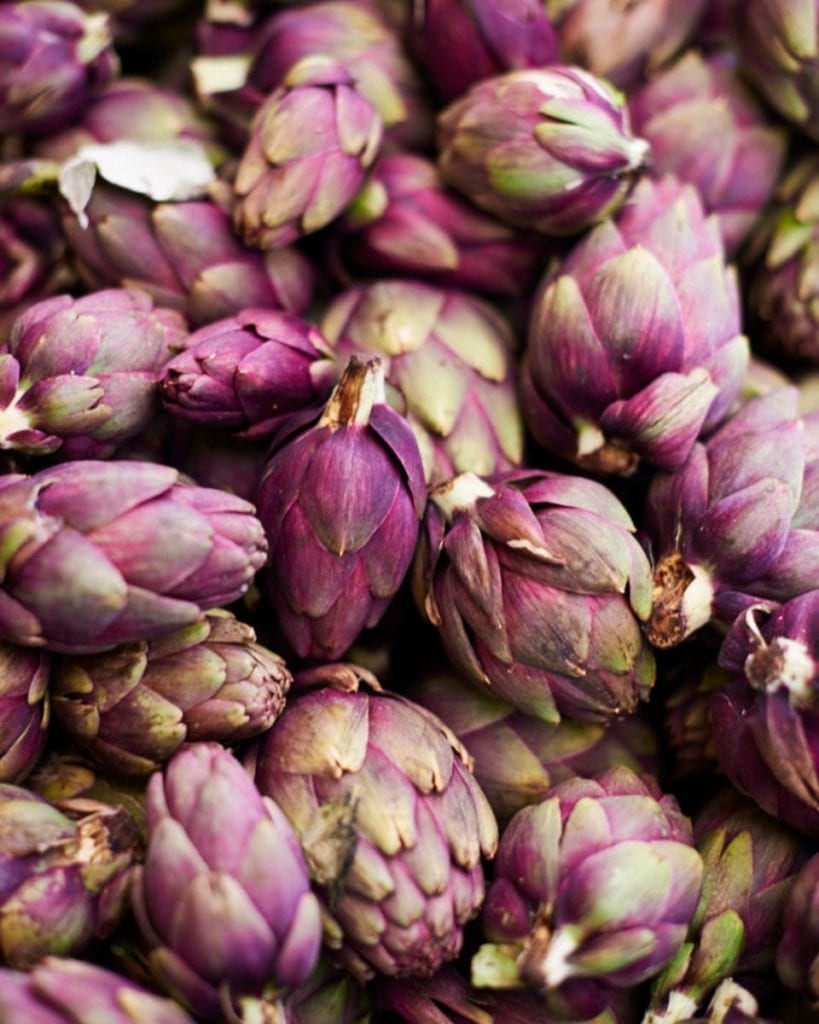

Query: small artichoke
left=0, top=0, right=118, bottom=136
left=160, top=308, right=336, bottom=439
left=0, top=289, right=186, bottom=459
left=523, top=176, right=749, bottom=475
left=232, top=57, right=382, bottom=250
left=53, top=609, right=290, bottom=777
left=257, top=357, right=425, bottom=661
left=132, top=742, right=322, bottom=1020
left=0, top=643, right=49, bottom=784
left=438, top=66, right=649, bottom=236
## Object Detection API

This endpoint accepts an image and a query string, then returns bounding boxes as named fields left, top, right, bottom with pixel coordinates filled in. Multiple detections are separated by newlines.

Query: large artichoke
left=522, top=176, right=749, bottom=476
left=0, top=460, right=267, bottom=652
left=414, top=470, right=655, bottom=724
left=253, top=665, right=499, bottom=981
left=131, top=742, right=322, bottom=1021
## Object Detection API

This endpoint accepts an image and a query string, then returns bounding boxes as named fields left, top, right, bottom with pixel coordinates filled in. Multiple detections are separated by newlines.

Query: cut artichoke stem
left=429, top=471, right=496, bottom=521
left=641, top=990, right=699, bottom=1024
left=77, top=12, right=112, bottom=63
left=470, top=943, right=525, bottom=990
left=319, top=356, right=385, bottom=430
left=744, top=634, right=816, bottom=706
left=575, top=421, right=639, bottom=476
left=0, top=398, right=31, bottom=442
left=647, top=556, right=714, bottom=648
left=521, top=926, right=579, bottom=990
left=707, top=979, right=759, bottom=1024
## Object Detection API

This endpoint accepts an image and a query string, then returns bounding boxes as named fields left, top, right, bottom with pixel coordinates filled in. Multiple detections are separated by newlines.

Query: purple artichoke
left=546, top=0, right=706, bottom=90
left=0, top=784, right=138, bottom=967
left=333, top=153, right=547, bottom=297
left=257, top=357, right=425, bottom=661
left=232, top=57, right=382, bottom=250
left=320, top=280, right=523, bottom=485
left=737, top=0, right=819, bottom=141
left=247, top=0, right=431, bottom=147
left=0, top=460, right=267, bottom=652
left=413, top=0, right=559, bottom=103
left=522, top=176, right=749, bottom=476
left=160, top=308, right=336, bottom=439
left=132, top=743, right=322, bottom=1021
left=438, top=66, right=649, bottom=237
left=629, top=52, right=787, bottom=254
left=166, top=423, right=269, bottom=503
left=0, top=289, right=186, bottom=459
left=414, top=470, right=655, bottom=724
left=0, top=957, right=195, bottom=1023
left=0, top=644, right=49, bottom=784
left=473, top=768, right=703, bottom=998
left=776, top=851, right=819, bottom=997
left=711, top=592, right=819, bottom=837
left=415, top=669, right=659, bottom=822
left=61, top=185, right=314, bottom=326
left=644, top=390, right=818, bottom=648
left=647, top=789, right=806, bottom=1021
left=0, top=0, right=118, bottom=136
left=253, top=666, right=499, bottom=980
left=746, top=155, right=819, bottom=365
left=53, top=609, right=290, bottom=777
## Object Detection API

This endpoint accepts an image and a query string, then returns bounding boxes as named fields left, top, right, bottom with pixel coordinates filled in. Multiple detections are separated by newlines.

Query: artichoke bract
left=320, top=280, right=523, bottom=485
left=53, top=609, right=290, bottom=777
left=253, top=665, right=499, bottom=980
left=0, top=957, right=195, bottom=1024
left=0, top=460, right=268, bottom=652
left=281, top=956, right=371, bottom=1024
left=737, top=0, right=819, bottom=142
left=415, top=670, right=659, bottom=822
left=0, top=0, right=118, bottom=136
left=257, top=357, right=425, bottom=661
left=160, top=308, right=336, bottom=439
left=647, top=790, right=806, bottom=1023
left=414, top=470, right=655, bottom=724
left=61, top=185, right=314, bottom=326
left=437, top=66, right=649, bottom=237
left=413, top=0, right=559, bottom=103
left=0, top=643, right=49, bottom=784
left=472, top=767, right=703, bottom=997
left=132, top=743, right=321, bottom=1021
left=0, top=289, right=186, bottom=459
left=0, top=784, right=138, bottom=968
left=711, top=593, right=819, bottom=837
left=644, top=390, right=817, bottom=648
left=232, top=57, right=383, bottom=250
left=776, top=851, right=819, bottom=997
left=545, top=0, right=706, bottom=90
left=523, top=176, right=749, bottom=476
left=334, top=153, right=547, bottom=297
left=746, top=155, right=819, bottom=365
left=247, top=0, right=430, bottom=147
left=628, top=52, right=787, bottom=255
